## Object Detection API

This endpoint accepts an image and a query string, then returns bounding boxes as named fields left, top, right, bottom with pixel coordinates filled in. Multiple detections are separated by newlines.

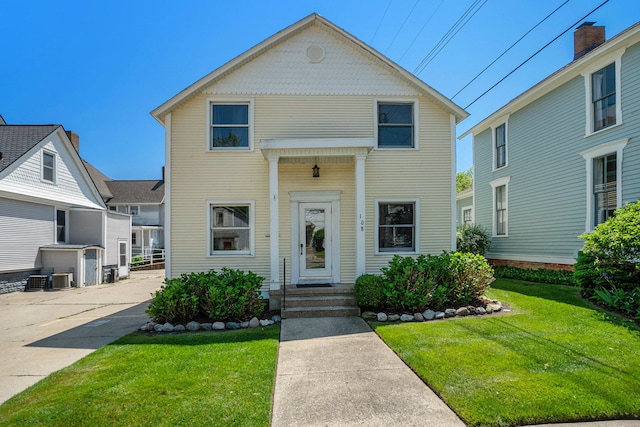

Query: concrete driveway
left=0, top=270, right=164, bottom=405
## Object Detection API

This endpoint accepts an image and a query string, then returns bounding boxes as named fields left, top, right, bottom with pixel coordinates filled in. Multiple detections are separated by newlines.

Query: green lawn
left=373, top=279, right=640, bottom=427
left=0, top=327, right=280, bottom=427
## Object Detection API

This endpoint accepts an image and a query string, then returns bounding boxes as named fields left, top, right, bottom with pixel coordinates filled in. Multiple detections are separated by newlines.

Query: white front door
left=298, top=202, right=332, bottom=283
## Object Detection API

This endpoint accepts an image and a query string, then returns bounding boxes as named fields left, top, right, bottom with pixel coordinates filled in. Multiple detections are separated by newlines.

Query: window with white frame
left=592, top=63, right=616, bottom=132
left=108, top=205, right=117, bottom=212
left=494, top=123, right=507, bottom=169
left=128, top=205, right=140, bottom=216
left=463, top=208, right=473, bottom=224
left=490, top=177, right=510, bottom=237
left=209, top=102, right=251, bottom=150
left=42, top=151, right=56, bottom=183
left=377, top=202, right=416, bottom=252
left=377, top=102, right=415, bottom=148
left=209, top=203, right=252, bottom=255
left=580, top=139, right=626, bottom=231
left=593, top=153, right=617, bottom=226
left=56, top=209, right=67, bottom=243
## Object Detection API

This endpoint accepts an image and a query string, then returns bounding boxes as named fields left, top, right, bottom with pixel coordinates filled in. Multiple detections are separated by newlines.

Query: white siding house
left=152, top=14, right=467, bottom=309
left=0, top=123, right=130, bottom=292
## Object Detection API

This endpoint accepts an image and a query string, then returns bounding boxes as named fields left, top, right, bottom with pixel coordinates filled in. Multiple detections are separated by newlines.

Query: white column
left=269, top=155, right=280, bottom=291
left=355, top=154, right=366, bottom=277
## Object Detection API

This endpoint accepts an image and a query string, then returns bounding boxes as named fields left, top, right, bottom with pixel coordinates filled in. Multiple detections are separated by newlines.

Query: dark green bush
left=494, top=266, right=577, bottom=286
left=575, top=200, right=640, bottom=295
left=456, top=224, right=491, bottom=256
left=592, top=286, right=640, bottom=319
left=379, top=253, right=494, bottom=312
left=354, top=274, right=385, bottom=309
left=146, top=268, right=265, bottom=324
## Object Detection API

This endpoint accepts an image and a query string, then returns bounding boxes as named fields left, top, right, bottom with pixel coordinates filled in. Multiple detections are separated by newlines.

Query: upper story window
left=209, top=101, right=252, bottom=150
left=42, top=151, right=56, bottom=183
left=376, top=201, right=417, bottom=253
left=377, top=102, right=415, bottom=148
left=128, top=205, right=140, bottom=216
left=592, top=63, right=616, bottom=132
left=494, top=123, right=507, bottom=169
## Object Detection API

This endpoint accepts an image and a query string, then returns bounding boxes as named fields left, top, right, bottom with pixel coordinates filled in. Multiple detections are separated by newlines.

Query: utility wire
left=452, top=0, right=571, bottom=100
left=464, top=0, right=610, bottom=109
left=370, top=0, right=393, bottom=44
left=385, top=0, right=420, bottom=54
left=398, top=0, right=446, bottom=62
left=413, top=0, right=488, bottom=76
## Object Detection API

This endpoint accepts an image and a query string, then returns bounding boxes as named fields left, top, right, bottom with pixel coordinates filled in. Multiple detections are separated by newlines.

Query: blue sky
left=1, top=0, right=637, bottom=179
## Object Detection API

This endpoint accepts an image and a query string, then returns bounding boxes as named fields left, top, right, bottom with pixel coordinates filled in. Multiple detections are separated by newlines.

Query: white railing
left=131, top=248, right=165, bottom=268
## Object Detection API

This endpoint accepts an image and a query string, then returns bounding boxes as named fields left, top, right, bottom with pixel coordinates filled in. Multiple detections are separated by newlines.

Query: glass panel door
left=299, top=203, right=331, bottom=279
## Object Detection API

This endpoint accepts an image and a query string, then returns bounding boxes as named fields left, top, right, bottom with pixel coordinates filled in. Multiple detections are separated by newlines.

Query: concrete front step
left=282, top=306, right=361, bottom=318
left=284, top=295, right=357, bottom=308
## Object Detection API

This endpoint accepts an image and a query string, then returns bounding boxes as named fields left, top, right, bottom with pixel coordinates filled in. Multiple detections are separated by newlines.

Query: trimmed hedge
left=493, top=266, right=576, bottom=286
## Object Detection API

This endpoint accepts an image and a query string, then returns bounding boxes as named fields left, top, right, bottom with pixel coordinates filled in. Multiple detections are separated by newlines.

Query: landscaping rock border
left=141, top=315, right=282, bottom=333
left=363, top=298, right=507, bottom=323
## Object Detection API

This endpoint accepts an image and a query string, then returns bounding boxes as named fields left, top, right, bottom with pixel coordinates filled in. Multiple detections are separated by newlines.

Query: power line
left=464, top=0, right=611, bottom=109
left=398, top=0, right=446, bottom=62
left=452, top=0, right=572, bottom=100
left=370, top=0, right=393, bottom=44
left=413, top=0, right=488, bottom=76
left=385, top=0, right=420, bottom=54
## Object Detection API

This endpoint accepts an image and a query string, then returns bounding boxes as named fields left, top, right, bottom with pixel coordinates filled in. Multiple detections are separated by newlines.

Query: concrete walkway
left=271, top=317, right=466, bottom=426
left=0, top=270, right=164, bottom=405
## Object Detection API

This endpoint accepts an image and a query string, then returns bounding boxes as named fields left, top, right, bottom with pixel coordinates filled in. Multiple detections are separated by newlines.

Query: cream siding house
left=152, top=14, right=467, bottom=308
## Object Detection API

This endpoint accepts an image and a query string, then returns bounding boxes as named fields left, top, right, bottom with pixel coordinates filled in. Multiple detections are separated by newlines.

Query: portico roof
left=260, top=138, right=375, bottom=161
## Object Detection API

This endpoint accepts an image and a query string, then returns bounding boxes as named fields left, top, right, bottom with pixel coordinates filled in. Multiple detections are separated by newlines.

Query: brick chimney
left=574, top=22, right=605, bottom=60
left=65, top=131, right=80, bottom=153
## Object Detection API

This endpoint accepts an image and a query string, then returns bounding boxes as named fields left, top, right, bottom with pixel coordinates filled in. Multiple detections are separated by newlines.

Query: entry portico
left=261, top=138, right=374, bottom=292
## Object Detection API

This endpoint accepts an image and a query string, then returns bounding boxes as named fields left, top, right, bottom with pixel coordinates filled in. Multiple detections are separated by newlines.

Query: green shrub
left=592, top=286, right=640, bottom=319
left=354, top=274, right=385, bottom=309
left=494, top=266, right=577, bottom=286
left=146, top=268, right=265, bottom=324
left=575, top=200, right=640, bottom=295
left=379, top=253, right=494, bottom=312
left=131, top=255, right=145, bottom=267
left=456, top=224, right=491, bottom=256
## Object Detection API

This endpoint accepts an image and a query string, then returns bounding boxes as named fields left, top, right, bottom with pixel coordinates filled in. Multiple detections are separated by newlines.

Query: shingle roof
left=0, top=125, right=60, bottom=173
left=82, top=160, right=113, bottom=199
left=105, top=180, right=165, bottom=204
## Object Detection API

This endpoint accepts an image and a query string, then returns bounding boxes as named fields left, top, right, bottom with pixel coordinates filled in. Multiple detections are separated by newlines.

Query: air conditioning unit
left=52, top=273, right=73, bottom=289
left=26, top=275, right=48, bottom=291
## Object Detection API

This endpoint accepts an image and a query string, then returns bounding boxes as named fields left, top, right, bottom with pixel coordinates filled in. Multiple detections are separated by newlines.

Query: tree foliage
left=456, top=168, right=473, bottom=193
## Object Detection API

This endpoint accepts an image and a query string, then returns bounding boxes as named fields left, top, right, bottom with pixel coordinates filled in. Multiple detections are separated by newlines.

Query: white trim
left=491, top=120, right=508, bottom=171
left=41, top=149, right=57, bottom=184
left=268, top=156, right=280, bottom=291
left=450, top=114, right=457, bottom=250
left=164, top=113, right=172, bottom=278
left=461, top=207, right=474, bottom=225
left=582, top=49, right=625, bottom=137
left=374, top=198, right=419, bottom=255
left=355, top=154, right=366, bottom=276
left=374, top=98, right=419, bottom=150
left=579, top=138, right=628, bottom=232
left=206, top=98, right=254, bottom=152
left=490, top=176, right=510, bottom=238
left=289, top=191, right=341, bottom=284
left=487, top=253, right=576, bottom=265
left=206, top=200, right=255, bottom=257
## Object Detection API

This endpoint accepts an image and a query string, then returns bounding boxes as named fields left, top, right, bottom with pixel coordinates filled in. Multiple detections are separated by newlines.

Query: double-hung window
left=210, top=103, right=250, bottom=150
left=463, top=208, right=472, bottom=224
left=592, top=63, right=616, bottom=132
left=377, top=102, right=415, bottom=148
left=377, top=202, right=416, bottom=253
left=593, top=153, right=617, bottom=226
left=209, top=203, right=252, bottom=255
left=42, top=151, right=56, bottom=183
left=494, top=123, right=506, bottom=169
left=490, top=177, right=510, bottom=237
left=56, top=209, right=67, bottom=243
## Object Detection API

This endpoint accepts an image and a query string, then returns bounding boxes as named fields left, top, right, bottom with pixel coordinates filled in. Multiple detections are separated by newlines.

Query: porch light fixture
left=312, top=163, right=320, bottom=178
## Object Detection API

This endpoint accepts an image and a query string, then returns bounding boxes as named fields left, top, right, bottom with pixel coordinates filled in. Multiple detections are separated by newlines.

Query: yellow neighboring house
left=151, top=13, right=468, bottom=309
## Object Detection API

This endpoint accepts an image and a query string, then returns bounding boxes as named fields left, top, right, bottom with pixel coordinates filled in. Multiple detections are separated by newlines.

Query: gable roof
left=0, top=125, right=60, bottom=173
left=461, top=21, right=640, bottom=139
left=82, top=160, right=113, bottom=199
left=151, top=13, right=468, bottom=124
left=105, top=180, right=165, bottom=204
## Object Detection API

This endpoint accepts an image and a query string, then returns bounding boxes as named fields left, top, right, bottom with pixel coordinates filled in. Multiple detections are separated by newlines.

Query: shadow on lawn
left=491, top=279, right=640, bottom=333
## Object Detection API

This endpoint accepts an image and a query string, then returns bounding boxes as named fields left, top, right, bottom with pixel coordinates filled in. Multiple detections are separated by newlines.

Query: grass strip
left=0, top=326, right=280, bottom=427
left=373, top=279, right=640, bottom=427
